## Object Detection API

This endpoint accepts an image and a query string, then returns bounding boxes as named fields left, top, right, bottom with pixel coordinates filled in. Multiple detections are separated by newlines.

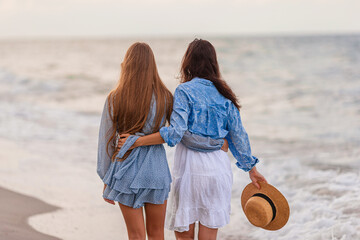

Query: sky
left=0, top=0, right=359, bottom=38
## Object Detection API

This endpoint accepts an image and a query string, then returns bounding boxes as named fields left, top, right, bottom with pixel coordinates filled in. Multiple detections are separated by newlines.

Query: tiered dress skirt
left=102, top=136, right=172, bottom=208
left=165, top=143, right=233, bottom=232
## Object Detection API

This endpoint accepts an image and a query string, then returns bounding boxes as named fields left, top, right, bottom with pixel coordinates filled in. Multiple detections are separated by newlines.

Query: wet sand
left=0, top=37, right=359, bottom=239
left=0, top=186, right=60, bottom=240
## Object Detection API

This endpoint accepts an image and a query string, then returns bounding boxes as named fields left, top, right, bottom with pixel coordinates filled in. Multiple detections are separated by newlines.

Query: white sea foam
left=0, top=36, right=359, bottom=239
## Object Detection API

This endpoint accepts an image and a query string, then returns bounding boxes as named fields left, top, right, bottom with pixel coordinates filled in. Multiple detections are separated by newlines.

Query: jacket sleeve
left=181, top=131, right=224, bottom=152
left=97, top=98, right=115, bottom=180
left=225, top=103, right=259, bottom=172
left=160, top=86, right=190, bottom=147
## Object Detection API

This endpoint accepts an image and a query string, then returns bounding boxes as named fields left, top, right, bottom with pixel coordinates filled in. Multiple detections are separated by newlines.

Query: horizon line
left=0, top=30, right=359, bottom=41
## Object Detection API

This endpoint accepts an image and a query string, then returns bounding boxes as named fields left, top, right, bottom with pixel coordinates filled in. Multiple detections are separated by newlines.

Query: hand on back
left=221, top=139, right=229, bottom=152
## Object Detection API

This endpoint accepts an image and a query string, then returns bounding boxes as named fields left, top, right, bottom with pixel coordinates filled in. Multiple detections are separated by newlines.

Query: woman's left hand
left=249, top=167, right=267, bottom=189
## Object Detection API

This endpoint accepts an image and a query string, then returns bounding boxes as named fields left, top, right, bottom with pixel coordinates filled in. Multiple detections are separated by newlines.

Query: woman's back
left=178, top=77, right=231, bottom=138
left=139, top=96, right=166, bottom=135
left=160, top=76, right=258, bottom=172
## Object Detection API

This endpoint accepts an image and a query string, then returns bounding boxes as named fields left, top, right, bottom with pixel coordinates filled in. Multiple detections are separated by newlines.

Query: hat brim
left=241, top=182, right=290, bottom=231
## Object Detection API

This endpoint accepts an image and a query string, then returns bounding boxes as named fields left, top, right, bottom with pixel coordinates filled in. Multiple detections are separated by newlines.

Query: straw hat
left=241, top=182, right=289, bottom=231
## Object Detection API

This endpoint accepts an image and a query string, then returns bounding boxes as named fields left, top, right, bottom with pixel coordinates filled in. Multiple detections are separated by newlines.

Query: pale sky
left=0, top=0, right=359, bottom=38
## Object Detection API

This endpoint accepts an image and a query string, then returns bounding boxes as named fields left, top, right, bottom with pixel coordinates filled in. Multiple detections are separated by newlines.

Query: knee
left=146, top=226, right=164, bottom=240
left=128, top=231, right=146, bottom=240
left=128, top=236, right=146, bottom=240
left=175, top=232, right=195, bottom=240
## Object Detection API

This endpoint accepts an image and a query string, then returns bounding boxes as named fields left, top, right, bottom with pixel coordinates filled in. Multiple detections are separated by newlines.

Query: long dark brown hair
left=107, top=42, right=173, bottom=160
left=180, top=39, right=241, bottom=109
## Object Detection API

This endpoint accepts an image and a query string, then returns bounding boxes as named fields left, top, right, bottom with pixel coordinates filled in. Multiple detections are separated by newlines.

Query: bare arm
left=117, top=132, right=164, bottom=150
left=135, top=132, right=165, bottom=146
left=118, top=132, right=229, bottom=151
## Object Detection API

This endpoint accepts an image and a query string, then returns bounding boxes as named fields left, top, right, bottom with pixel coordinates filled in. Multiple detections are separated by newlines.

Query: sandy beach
left=0, top=36, right=359, bottom=239
left=0, top=186, right=60, bottom=240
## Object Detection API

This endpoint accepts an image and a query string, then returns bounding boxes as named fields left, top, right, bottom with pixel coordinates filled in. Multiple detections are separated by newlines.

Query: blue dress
left=97, top=96, right=224, bottom=208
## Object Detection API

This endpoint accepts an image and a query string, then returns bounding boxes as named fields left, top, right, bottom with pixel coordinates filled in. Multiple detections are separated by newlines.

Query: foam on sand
left=0, top=36, right=359, bottom=239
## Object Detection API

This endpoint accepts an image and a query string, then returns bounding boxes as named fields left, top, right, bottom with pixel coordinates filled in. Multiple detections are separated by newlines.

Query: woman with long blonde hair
left=97, top=42, right=225, bottom=240
left=119, top=39, right=266, bottom=240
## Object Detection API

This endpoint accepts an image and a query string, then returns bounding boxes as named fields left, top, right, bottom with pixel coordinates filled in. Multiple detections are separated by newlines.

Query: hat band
left=252, top=193, right=277, bottom=222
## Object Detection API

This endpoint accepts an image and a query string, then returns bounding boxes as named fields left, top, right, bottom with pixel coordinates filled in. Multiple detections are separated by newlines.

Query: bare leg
left=144, top=200, right=167, bottom=240
left=175, top=223, right=195, bottom=240
left=198, top=223, right=218, bottom=240
left=119, top=203, right=146, bottom=240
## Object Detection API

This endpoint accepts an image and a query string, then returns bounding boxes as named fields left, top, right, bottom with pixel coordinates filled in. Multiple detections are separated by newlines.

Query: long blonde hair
left=107, top=42, right=173, bottom=159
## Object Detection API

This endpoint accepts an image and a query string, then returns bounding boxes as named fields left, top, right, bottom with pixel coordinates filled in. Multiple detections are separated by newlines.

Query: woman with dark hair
left=97, top=42, right=225, bottom=240
left=118, top=39, right=266, bottom=239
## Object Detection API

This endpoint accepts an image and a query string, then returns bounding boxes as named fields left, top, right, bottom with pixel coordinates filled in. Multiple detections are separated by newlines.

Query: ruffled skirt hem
left=101, top=145, right=172, bottom=209
left=164, top=143, right=233, bottom=231
left=103, top=184, right=170, bottom=209
left=165, top=207, right=230, bottom=232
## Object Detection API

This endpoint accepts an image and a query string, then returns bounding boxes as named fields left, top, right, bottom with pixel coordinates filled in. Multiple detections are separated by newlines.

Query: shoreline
left=0, top=37, right=359, bottom=240
left=0, top=186, right=61, bottom=240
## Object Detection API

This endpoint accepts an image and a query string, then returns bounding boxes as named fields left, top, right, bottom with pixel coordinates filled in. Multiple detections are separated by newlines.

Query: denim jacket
left=160, top=77, right=259, bottom=171
left=97, top=96, right=224, bottom=180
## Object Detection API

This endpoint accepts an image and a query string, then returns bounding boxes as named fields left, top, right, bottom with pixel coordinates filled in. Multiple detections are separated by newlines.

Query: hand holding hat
left=241, top=181, right=290, bottom=231
left=249, top=166, right=267, bottom=189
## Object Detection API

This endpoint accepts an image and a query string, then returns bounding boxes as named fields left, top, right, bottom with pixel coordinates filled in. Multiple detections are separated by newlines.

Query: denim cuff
left=159, top=127, right=172, bottom=146
left=235, top=156, right=259, bottom=172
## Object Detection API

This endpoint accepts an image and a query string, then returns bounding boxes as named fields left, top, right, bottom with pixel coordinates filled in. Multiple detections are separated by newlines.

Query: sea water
left=0, top=35, right=359, bottom=239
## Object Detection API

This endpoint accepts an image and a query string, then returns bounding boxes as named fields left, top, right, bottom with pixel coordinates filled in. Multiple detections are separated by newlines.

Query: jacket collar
left=192, top=77, right=213, bottom=86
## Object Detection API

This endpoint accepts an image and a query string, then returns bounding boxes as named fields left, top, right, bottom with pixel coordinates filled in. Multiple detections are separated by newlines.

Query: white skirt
left=165, top=143, right=233, bottom=232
